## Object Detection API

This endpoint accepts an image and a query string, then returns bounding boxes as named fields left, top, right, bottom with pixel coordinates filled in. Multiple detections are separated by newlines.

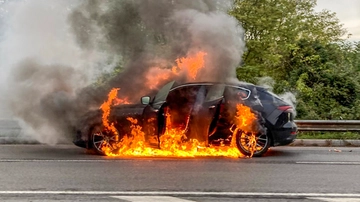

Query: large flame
left=105, top=115, right=243, bottom=158
left=234, top=104, right=257, bottom=132
left=98, top=49, right=260, bottom=158
left=174, top=51, right=207, bottom=80
left=146, top=51, right=207, bottom=89
left=145, top=67, right=174, bottom=90
left=99, top=88, right=258, bottom=158
left=233, top=104, right=258, bottom=157
left=99, top=88, right=129, bottom=134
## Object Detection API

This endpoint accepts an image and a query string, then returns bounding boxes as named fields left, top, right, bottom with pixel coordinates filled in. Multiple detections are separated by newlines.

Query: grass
left=297, top=131, right=360, bottom=139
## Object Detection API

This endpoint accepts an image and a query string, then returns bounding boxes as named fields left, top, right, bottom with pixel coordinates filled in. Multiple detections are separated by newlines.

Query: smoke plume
left=0, top=0, right=245, bottom=144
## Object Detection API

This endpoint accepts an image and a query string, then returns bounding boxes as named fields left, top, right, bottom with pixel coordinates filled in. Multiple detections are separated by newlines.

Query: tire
left=90, top=125, right=119, bottom=155
left=235, top=129, right=270, bottom=157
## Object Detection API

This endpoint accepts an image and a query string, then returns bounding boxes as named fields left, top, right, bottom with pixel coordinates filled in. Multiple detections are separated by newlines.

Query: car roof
left=171, top=81, right=257, bottom=90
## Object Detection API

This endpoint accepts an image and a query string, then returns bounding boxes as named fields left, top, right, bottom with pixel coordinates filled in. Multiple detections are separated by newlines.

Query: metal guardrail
left=295, top=120, right=360, bottom=132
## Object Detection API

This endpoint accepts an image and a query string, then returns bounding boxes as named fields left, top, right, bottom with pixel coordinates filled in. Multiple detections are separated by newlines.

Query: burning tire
left=235, top=130, right=270, bottom=157
left=90, top=125, right=119, bottom=155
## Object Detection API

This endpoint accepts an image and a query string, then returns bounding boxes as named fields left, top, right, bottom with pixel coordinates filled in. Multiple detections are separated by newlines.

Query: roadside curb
left=291, top=139, right=360, bottom=147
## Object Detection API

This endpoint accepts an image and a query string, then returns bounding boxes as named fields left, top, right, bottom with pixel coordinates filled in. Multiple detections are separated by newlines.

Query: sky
left=316, top=0, right=360, bottom=41
left=0, top=0, right=359, bottom=40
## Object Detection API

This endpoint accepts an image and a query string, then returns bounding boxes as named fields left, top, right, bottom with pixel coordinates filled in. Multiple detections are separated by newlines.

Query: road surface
left=0, top=145, right=359, bottom=201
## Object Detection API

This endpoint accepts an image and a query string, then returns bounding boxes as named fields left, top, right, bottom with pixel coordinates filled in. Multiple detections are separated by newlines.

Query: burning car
left=73, top=81, right=297, bottom=157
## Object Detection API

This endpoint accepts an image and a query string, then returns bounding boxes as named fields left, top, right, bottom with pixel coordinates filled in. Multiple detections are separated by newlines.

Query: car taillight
left=278, top=106, right=294, bottom=121
left=278, top=105, right=293, bottom=112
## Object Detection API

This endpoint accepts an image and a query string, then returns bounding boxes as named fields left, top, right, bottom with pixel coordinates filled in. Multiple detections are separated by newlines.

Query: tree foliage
left=230, top=0, right=360, bottom=120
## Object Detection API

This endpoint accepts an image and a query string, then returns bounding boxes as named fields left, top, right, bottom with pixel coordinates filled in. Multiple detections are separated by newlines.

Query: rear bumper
left=271, top=122, right=297, bottom=146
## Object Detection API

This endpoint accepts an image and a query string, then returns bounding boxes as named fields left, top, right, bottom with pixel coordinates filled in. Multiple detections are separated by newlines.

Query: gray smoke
left=69, top=0, right=244, bottom=84
left=0, top=0, right=113, bottom=144
left=257, top=77, right=275, bottom=91
left=0, top=0, right=245, bottom=144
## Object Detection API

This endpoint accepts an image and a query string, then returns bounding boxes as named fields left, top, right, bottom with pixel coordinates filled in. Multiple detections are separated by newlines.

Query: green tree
left=230, top=0, right=345, bottom=85
left=290, top=40, right=360, bottom=119
left=230, top=0, right=360, bottom=120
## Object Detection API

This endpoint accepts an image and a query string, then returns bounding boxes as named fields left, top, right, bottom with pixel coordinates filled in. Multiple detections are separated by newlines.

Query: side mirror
left=141, top=96, right=151, bottom=105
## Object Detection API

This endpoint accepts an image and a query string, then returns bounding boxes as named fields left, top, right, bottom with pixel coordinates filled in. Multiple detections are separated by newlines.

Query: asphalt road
left=0, top=145, right=360, bottom=201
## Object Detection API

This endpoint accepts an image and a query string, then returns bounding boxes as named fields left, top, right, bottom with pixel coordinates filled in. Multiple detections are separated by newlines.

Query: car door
left=142, top=81, right=175, bottom=147
left=185, top=84, right=225, bottom=145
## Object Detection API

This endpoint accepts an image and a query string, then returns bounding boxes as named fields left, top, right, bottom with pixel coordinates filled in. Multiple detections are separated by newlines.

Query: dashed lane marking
left=296, top=161, right=360, bottom=165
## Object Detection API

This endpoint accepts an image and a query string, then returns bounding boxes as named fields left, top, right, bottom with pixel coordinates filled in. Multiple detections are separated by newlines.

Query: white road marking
left=296, top=161, right=360, bottom=165
left=111, top=196, right=195, bottom=202
left=0, top=191, right=359, bottom=198
left=308, top=197, right=360, bottom=202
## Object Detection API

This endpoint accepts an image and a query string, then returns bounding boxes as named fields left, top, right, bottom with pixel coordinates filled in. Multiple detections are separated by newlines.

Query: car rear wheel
left=90, top=125, right=119, bottom=155
left=235, top=130, right=270, bottom=157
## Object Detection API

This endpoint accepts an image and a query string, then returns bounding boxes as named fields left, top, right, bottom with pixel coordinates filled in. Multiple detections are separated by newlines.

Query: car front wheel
left=90, top=125, right=119, bottom=155
left=235, top=129, right=270, bottom=157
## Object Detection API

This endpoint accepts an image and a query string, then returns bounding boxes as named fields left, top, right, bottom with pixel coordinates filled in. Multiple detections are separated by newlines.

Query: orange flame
left=102, top=105, right=259, bottom=158
left=106, top=118, right=243, bottom=158
left=233, top=104, right=258, bottom=157
left=174, top=51, right=207, bottom=80
left=100, top=88, right=129, bottom=134
left=146, top=67, right=174, bottom=90
left=145, top=51, right=207, bottom=90
left=234, top=104, right=257, bottom=132
left=99, top=89, right=260, bottom=158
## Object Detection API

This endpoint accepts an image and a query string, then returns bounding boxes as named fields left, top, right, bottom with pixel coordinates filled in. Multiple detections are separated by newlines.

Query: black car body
left=74, top=81, right=297, bottom=157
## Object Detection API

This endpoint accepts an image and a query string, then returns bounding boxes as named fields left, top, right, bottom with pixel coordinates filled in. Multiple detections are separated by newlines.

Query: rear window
left=257, top=89, right=286, bottom=104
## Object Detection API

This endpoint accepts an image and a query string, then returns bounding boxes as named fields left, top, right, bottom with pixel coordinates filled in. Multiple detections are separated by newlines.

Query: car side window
left=224, top=86, right=251, bottom=101
left=167, top=85, right=202, bottom=108
left=166, top=85, right=202, bottom=129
